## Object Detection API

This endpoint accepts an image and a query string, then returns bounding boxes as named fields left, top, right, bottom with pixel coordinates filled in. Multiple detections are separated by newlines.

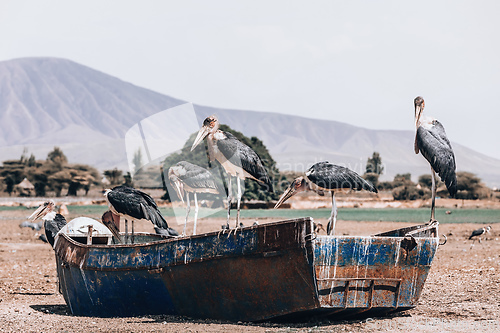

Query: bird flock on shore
left=26, top=96, right=474, bottom=247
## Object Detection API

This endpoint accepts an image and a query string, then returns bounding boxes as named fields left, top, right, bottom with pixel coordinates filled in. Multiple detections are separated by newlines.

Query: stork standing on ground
left=190, top=115, right=273, bottom=229
left=414, top=96, right=457, bottom=222
left=168, top=161, right=221, bottom=236
left=29, top=200, right=67, bottom=247
left=104, top=186, right=178, bottom=243
left=469, top=226, right=491, bottom=241
left=274, top=162, right=377, bottom=235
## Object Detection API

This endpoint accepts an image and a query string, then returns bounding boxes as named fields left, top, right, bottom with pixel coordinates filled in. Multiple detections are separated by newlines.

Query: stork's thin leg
left=236, top=177, right=242, bottom=228
left=193, top=192, right=199, bottom=236
left=131, top=220, right=135, bottom=244
left=327, top=192, right=337, bottom=235
left=225, top=176, right=232, bottom=230
left=430, top=168, right=436, bottom=223
left=183, top=192, right=190, bottom=236
left=125, top=219, right=128, bottom=244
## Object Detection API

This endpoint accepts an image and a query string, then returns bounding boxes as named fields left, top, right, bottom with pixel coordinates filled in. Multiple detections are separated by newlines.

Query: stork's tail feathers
left=363, top=180, right=378, bottom=193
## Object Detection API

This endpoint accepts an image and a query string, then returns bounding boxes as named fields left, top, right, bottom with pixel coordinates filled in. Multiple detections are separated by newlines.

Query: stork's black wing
left=416, top=121, right=457, bottom=197
left=217, top=132, right=273, bottom=192
left=176, top=161, right=221, bottom=193
left=44, top=214, right=67, bottom=247
left=306, top=162, right=378, bottom=192
left=469, top=228, right=484, bottom=239
left=108, top=186, right=169, bottom=229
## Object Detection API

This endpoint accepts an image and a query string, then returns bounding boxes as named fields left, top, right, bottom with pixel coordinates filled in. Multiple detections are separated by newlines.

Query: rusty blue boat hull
left=53, top=218, right=439, bottom=321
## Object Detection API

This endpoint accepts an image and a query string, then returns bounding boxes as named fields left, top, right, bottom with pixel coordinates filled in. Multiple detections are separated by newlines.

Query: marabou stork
left=29, top=200, right=67, bottom=247
left=469, top=226, right=491, bottom=241
left=414, top=96, right=457, bottom=222
left=168, top=161, right=221, bottom=236
left=104, top=186, right=178, bottom=243
left=191, top=115, right=273, bottom=228
left=101, top=210, right=122, bottom=241
left=274, top=161, right=377, bottom=235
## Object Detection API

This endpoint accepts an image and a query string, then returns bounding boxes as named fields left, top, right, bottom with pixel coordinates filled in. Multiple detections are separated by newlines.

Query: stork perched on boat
left=101, top=210, right=122, bottom=241
left=191, top=115, right=273, bottom=229
left=29, top=200, right=67, bottom=247
left=168, top=161, right=221, bottom=236
left=414, top=96, right=457, bottom=222
left=104, top=186, right=178, bottom=243
left=274, top=162, right=377, bottom=235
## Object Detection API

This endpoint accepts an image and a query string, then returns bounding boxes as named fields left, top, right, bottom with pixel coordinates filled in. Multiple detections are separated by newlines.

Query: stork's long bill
left=274, top=177, right=307, bottom=209
left=191, top=125, right=210, bottom=151
left=414, top=96, right=425, bottom=127
left=29, top=200, right=55, bottom=220
left=169, top=176, right=185, bottom=203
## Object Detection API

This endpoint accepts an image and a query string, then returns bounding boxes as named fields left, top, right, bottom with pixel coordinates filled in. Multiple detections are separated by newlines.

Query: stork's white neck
left=43, top=211, right=57, bottom=221
left=213, top=130, right=226, bottom=140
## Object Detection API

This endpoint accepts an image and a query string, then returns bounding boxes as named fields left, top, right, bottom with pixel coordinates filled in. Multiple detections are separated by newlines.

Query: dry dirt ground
left=0, top=208, right=499, bottom=333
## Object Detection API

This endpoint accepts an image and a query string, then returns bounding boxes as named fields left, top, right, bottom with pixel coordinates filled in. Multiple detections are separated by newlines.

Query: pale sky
left=1, top=1, right=499, bottom=159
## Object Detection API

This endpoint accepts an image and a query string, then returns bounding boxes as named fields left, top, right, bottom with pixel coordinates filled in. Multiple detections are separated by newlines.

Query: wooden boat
left=53, top=217, right=439, bottom=321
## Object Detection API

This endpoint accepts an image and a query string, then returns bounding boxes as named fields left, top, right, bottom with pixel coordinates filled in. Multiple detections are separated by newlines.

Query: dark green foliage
left=104, top=168, right=123, bottom=186
left=365, top=152, right=384, bottom=175
left=455, top=172, right=491, bottom=200
left=363, top=172, right=379, bottom=188
left=1, top=147, right=101, bottom=197
left=4, top=176, right=14, bottom=196
left=391, top=173, right=430, bottom=201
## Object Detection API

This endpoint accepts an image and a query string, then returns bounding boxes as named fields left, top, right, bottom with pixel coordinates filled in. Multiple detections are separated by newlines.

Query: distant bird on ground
left=469, top=226, right=491, bottom=240
left=191, top=115, right=273, bottom=229
left=19, top=220, right=43, bottom=231
left=101, top=210, right=122, bottom=241
left=414, top=96, right=457, bottom=222
left=168, top=161, right=221, bottom=236
left=104, top=186, right=178, bottom=243
left=274, top=161, right=377, bottom=235
left=314, top=222, right=326, bottom=234
left=29, top=200, right=67, bottom=247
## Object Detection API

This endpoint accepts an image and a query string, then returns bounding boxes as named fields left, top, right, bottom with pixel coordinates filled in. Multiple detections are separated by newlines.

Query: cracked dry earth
left=0, top=209, right=499, bottom=332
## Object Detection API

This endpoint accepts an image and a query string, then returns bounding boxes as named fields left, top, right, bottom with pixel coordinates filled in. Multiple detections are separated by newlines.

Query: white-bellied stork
left=168, top=161, right=221, bottom=236
left=104, top=186, right=178, bottom=243
left=190, top=115, right=273, bottom=229
left=414, top=96, right=457, bottom=222
left=274, top=161, right=377, bottom=235
left=469, top=226, right=491, bottom=240
left=29, top=200, right=67, bottom=247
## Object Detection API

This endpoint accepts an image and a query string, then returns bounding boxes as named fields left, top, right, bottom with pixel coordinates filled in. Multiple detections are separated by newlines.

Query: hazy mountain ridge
left=1, top=57, right=499, bottom=187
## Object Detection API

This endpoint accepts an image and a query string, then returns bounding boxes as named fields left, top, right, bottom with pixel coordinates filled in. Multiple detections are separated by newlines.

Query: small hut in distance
left=15, top=178, right=35, bottom=197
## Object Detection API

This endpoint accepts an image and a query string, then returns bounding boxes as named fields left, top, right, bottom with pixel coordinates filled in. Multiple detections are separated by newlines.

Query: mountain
left=1, top=57, right=499, bottom=187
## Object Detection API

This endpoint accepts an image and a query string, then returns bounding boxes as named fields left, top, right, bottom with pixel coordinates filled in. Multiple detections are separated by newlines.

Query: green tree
left=133, top=148, right=143, bottom=175
left=104, top=168, right=123, bottom=186
left=456, top=172, right=490, bottom=200
left=365, top=152, right=384, bottom=175
left=363, top=173, right=379, bottom=188
left=47, top=147, right=68, bottom=169
left=4, top=176, right=14, bottom=196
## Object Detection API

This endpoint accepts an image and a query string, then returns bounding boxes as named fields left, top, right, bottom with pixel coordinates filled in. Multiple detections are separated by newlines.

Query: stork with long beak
left=191, top=115, right=273, bottom=229
left=414, top=96, right=457, bottom=222
left=168, top=161, right=221, bottom=236
left=29, top=200, right=67, bottom=247
left=274, top=162, right=377, bottom=235
left=104, top=186, right=178, bottom=243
